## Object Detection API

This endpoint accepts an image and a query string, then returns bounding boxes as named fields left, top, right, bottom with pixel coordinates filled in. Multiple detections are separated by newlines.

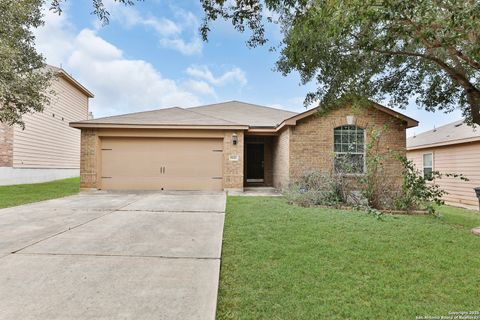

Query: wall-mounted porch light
left=232, top=133, right=238, bottom=145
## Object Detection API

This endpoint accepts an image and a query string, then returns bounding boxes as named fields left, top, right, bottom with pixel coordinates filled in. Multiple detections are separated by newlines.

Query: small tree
left=358, top=126, right=400, bottom=210
left=395, top=156, right=468, bottom=215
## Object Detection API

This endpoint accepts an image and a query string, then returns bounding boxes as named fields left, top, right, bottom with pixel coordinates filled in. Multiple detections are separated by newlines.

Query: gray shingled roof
left=75, top=107, right=241, bottom=126
left=71, top=101, right=298, bottom=127
left=188, top=101, right=298, bottom=127
left=407, top=120, right=480, bottom=149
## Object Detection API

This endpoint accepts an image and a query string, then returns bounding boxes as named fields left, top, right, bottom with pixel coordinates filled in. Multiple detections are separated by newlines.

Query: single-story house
left=0, top=65, right=93, bottom=185
left=70, top=101, right=418, bottom=191
left=407, top=120, right=480, bottom=210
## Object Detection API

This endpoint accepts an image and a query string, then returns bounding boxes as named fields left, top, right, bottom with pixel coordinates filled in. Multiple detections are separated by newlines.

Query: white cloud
left=143, top=17, right=181, bottom=37
left=33, top=8, right=205, bottom=118
left=186, top=65, right=247, bottom=87
left=183, top=80, right=216, bottom=97
left=67, top=29, right=200, bottom=116
left=34, top=9, right=75, bottom=66
left=103, top=0, right=202, bottom=55
left=160, top=37, right=203, bottom=56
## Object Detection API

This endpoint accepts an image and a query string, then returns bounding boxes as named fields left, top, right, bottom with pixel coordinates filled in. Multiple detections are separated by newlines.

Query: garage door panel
left=100, top=138, right=223, bottom=190
left=102, top=151, right=161, bottom=178
left=163, top=153, right=223, bottom=177
left=101, top=177, right=222, bottom=191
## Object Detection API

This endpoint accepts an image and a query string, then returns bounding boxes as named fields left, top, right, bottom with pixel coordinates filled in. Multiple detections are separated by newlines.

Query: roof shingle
left=73, top=107, right=241, bottom=126
left=188, top=101, right=298, bottom=127
left=407, top=120, right=480, bottom=149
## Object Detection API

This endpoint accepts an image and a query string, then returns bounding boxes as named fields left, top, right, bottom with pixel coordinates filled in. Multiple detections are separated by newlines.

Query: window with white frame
left=423, top=153, right=433, bottom=180
left=333, top=125, right=365, bottom=174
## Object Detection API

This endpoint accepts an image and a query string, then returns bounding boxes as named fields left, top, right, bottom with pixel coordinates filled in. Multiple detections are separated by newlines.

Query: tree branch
left=448, top=48, right=480, bottom=71
left=372, top=48, right=480, bottom=125
left=372, top=49, right=474, bottom=89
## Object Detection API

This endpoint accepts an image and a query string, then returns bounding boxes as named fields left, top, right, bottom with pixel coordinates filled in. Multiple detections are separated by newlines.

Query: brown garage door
left=100, top=137, right=223, bottom=190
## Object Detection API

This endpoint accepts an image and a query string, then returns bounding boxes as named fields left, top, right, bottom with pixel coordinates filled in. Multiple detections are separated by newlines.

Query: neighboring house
left=0, top=66, right=94, bottom=185
left=70, top=101, right=417, bottom=191
left=407, top=120, right=480, bottom=210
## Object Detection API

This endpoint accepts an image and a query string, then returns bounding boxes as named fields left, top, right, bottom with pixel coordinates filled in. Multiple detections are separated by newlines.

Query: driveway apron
left=0, top=191, right=226, bottom=320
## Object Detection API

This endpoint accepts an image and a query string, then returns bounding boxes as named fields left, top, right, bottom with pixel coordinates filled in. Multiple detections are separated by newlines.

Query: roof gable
left=278, top=102, right=418, bottom=129
left=46, top=65, right=94, bottom=98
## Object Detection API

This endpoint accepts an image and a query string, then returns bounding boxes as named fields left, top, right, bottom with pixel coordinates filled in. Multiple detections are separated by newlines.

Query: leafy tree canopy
left=200, top=0, right=480, bottom=125
left=0, top=0, right=52, bottom=128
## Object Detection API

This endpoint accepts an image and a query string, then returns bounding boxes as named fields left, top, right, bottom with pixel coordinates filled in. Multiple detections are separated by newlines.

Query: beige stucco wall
left=288, top=105, right=407, bottom=187
left=79, top=128, right=245, bottom=190
left=407, top=142, right=480, bottom=209
left=272, top=127, right=290, bottom=189
left=13, top=76, right=89, bottom=169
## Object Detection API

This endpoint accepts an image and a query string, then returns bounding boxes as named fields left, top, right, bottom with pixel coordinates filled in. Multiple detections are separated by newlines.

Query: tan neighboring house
left=70, top=101, right=417, bottom=192
left=0, top=66, right=94, bottom=185
left=407, top=120, right=480, bottom=210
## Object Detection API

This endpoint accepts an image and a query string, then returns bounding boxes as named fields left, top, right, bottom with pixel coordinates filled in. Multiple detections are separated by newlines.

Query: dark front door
left=246, top=143, right=264, bottom=182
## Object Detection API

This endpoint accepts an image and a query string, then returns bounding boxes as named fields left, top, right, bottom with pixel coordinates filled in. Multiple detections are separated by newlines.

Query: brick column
left=80, top=129, right=99, bottom=189
left=223, top=130, right=244, bottom=190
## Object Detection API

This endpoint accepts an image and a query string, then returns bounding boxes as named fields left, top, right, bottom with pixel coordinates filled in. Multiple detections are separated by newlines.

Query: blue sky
left=34, top=0, right=463, bottom=135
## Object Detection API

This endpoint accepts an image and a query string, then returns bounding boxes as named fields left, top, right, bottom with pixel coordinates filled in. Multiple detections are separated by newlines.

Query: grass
left=217, top=197, right=480, bottom=320
left=0, top=177, right=80, bottom=209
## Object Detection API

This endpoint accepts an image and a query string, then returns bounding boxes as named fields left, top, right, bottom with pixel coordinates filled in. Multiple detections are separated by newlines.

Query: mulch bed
left=299, top=203, right=429, bottom=215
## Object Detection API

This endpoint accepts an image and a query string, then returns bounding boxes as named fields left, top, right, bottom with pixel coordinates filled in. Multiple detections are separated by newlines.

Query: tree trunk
left=467, top=88, right=480, bottom=125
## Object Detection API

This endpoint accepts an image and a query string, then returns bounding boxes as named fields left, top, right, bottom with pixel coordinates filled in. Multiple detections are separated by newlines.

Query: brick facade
left=272, top=127, right=290, bottom=189
left=80, top=129, right=99, bottom=189
left=223, top=130, right=244, bottom=190
left=0, top=123, right=13, bottom=167
left=288, top=105, right=406, bottom=188
left=77, top=105, right=407, bottom=191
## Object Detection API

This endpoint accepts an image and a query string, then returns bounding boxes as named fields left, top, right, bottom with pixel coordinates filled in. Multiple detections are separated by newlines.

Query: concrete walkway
left=0, top=191, right=226, bottom=320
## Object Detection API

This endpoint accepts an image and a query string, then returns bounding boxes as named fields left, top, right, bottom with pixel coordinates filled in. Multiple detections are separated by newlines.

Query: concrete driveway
left=0, top=191, right=226, bottom=320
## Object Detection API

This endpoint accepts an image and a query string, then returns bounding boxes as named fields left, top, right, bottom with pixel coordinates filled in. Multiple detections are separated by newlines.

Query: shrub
left=285, top=127, right=467, bottom=215
left=394, top=156, right=469, bottom=215
left=285, top=171, right=344, bottom=207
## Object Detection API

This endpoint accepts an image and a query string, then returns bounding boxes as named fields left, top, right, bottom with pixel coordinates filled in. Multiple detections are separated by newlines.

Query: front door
left=246, top=143, right=264, bottom=182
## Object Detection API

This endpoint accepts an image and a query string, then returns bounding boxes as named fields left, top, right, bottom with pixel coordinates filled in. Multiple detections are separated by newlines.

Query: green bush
left=285, top=128, right=467, bottom=215
left=394, top=156, right=468, bottom=215
left=285, top=157, right=468, bottom=216
left=285, top=171, right=352, bottom=207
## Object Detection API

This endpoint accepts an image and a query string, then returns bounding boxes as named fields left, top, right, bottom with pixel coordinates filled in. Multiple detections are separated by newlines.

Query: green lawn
left=0, top=177, right=80, bottom=209
left=217, top=197, right=480, bottom=320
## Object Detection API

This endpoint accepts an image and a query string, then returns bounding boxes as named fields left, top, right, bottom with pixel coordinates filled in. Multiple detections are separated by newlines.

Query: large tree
left=200, top=0, right=480, bottom=125
left=0, top=0, right=52, bottom=128
left=0, top=0, right=141, bottom=128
